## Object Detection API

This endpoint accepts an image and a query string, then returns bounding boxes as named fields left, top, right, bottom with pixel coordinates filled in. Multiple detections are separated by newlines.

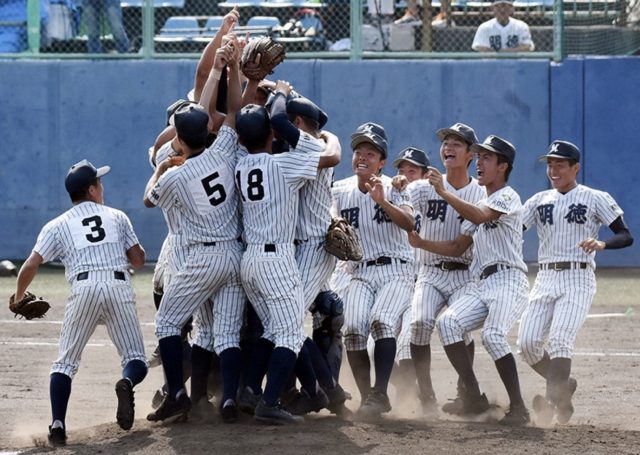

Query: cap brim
left=538, top=153, right=576, bottom=162
left=351, top=134, right=387, bottom=155
left=436, top=128, right=470, bottom=144
left=392, top=158, right=428, bottom=168
left=96, top=165, right=111, bottom=178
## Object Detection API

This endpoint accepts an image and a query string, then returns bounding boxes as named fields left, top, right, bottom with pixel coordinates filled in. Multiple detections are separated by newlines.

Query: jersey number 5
left=201, top=172, right=227, bottom=206
left=82, top=216, right=106, bottom=243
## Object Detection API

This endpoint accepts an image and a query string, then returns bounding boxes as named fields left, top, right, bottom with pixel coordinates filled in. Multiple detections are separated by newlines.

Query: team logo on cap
left=403, top=149, right=414, bottom=159
left=549, top=143, right=560, bottom=154
left=362, top=124, right=374, bottom=134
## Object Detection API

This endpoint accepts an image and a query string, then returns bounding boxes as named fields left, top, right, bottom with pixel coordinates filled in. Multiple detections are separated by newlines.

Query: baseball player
left=144, top=44, right=246, bottom=424
left=517, top=140, right=633, bottom=425
left=267, top=86, right=350, bottom=416
left=472, top=0, right=535, bottom=52
left=15, top=160, right=148, bottom=445
left=409, top=135, right=531, bottom=426
left=389, top=146, right=430, bottom=406
left=234, top=98, right=340, bottom=424
left=397, top=124, right=486, bottom=418
left=332, top=122, right=416, bottom=418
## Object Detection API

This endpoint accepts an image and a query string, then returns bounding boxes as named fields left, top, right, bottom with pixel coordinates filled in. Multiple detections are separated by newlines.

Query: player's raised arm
left=224, top=36, right=243, bottom=127
left=318, top=130, right=341, bottom=168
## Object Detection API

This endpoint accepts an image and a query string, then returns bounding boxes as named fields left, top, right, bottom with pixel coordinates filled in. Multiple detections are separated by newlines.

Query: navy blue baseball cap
left=471, top=135, right=516, bottom=165
left=236, top=104, right=271, bottom=145
left=65, top=159, right=110, bottom=194
left=392, top=147, right=430, bottom=169
left=350, top=122, right=389, bottom=158
left=170, top=104, right=209, bottom=147
left=286, top=97, right=328, bottom=129
left=539, top=140, right=581, bottom=162
left=436, top=122, right=479, bottom=145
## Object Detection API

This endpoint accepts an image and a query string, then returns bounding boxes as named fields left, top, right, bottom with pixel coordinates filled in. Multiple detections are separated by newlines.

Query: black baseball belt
left=365, top=256, right=408, bottom=267
left=430, top=262, right=469, bottom=271
left=77, top=271, right=126, bottom=281
left=539, top=262, right=589, bottom=271
left=480, top=264, right=511, bottom=280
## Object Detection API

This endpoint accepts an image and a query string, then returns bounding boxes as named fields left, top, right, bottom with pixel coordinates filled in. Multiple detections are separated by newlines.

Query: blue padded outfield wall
left=0, top=57, right=638, bottom=266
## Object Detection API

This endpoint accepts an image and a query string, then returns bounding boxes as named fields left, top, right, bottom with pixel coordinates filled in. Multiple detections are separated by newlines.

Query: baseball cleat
left=326, top=385, right=353, bottom=417
left=48, top=422, right=67, bottom=446
left=220, top=399, right=239, bottom=424
left=115, top=378, right=135, bottom=430
left=357, top=389, right=392, bottom=418
left=147, top=392, right=191, bottom=423
left=190, top=398, right=217, bottom=423
left=441, top=396, right=466, bottom=416
left=286, top=388, right=329, bottom=415
left=255, top=400, right=304, bottom=425
left=237, top=386, right=262, bottom=414
left=532, top=394, right=555, bottom=426
left=419, top=393, right=440, bottom=420
left=500, top=403, right=531, bottom=426
left=462, top=392, right=490, bottom=416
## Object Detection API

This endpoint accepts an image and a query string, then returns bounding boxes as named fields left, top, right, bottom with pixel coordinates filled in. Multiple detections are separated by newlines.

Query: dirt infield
left=1, top=266, right=639, bottom=454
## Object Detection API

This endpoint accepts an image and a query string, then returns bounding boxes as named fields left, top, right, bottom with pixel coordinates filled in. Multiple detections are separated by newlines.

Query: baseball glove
left=324, top=217, right=364, bottom=262
left=241, top=37, right=286, bottom=81
left=9, top=291, right=50, bottom=320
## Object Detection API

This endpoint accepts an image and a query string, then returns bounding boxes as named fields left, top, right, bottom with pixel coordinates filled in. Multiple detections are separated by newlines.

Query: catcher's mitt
left=241, top=37, right=286, bottom=81
left=9, top=291, right=50, bottom=320
left=324, top=217, right=364, bottom=262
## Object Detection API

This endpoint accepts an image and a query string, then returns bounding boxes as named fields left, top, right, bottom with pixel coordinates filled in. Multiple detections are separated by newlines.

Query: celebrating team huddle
left=12, top=7, right=634, bottom=446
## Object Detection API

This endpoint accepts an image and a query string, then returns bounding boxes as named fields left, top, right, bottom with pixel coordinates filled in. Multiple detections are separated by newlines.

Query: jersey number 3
left=82, top=216, right=106, bottom=243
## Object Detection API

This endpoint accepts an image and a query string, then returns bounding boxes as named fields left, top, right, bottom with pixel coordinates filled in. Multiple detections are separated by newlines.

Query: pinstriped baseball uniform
left=34, top=201, right=146, bottom=378
left=437, top=185, right=529, bottom=361
left=294, top=133, right=337, bottom=310
left=332, top=175, right=415, bottom=351
left=146, top=125, right=245, bottom=354
left=236, top=148, right=321, bottom=353
left=517, top=185, right=623, bottom=364
left=404, top=178, right=486, bottom=347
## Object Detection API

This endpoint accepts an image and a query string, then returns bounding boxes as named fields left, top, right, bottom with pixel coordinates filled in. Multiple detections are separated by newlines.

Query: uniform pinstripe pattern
left=35, top=202, right=138, bottom=282
left=461, top=186, right=527, bottom=277
left=517, top=184, right=622, bottom=364
left=343, top=262, right=414, bottom=351
left=332, top=175, right=414, bottom=263
left=521, top=185, right=623, bottom=269
left=155, top=241, right=245, bottom=353
left=407, top=177, right=485, bottom=266
left=411, top=267, right=475, bottom=345
left=242, top=244, right=305, bottom=352
left=147, top=126, right=241, bottom=245
left=517, top=269, right=596, bottom=364
left=296, top=238, right=337, bottom=310
left=395, top=305, right=412, bottom=361
left=437, top=269, right=528, bottom=360
left=51, top=277, right=146, bottom=378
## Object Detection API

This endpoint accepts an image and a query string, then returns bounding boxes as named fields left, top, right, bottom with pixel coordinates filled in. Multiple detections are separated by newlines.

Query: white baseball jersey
left=472, top=17, right=535, bottom=52
left=332, top=174, right=414, bottom=263
left=236, top=148, right=321, bottom=353
left=34, top=201, right=146, bottom=378
left=146, top=125, right=241, bottom=246
left=408, top=177, right=486, bottom=266
left=406, top=177, right=485, bottom=347
left=461, top=185, right=528, bottom=277
left=517, top=185, right=623, bottom=365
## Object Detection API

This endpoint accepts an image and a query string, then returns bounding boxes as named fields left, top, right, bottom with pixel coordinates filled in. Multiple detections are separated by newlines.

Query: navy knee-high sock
left=303, top=338, right=335, bottom=392
left=50, top=372, right=72, bottom=425
left=373, top=338, right=396, bottom=395
left=219, top=347, right=242, bottom=403
left=295, top=343, right=318, bottom=397
left=122, top=359, right=147, bottom=386
left=245, top=338, right=274, bottom=395
left=263, top=347, right=297, bottom=406
left=190, top=344, right=213, bottom=403
left=159, top=335, right=185, bottom=398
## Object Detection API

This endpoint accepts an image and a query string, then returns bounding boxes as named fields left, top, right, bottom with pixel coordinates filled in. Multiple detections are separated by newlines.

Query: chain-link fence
left=1, top=0, right=639, bottom=57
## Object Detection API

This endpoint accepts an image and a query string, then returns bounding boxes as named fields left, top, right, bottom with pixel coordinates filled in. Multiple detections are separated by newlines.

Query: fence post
left=553, top=0, right=564, bottom=62
left=27, top=0, right=40, bottom=53
left=142, top=0, right=154, bottom=58
left=350, top=0, right=362, bottom=60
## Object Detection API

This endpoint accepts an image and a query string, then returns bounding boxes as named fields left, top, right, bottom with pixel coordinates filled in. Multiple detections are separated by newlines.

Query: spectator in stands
left=395, top=0, right=455, bottom=28
left=472, top=0, right=535, bottom=52
left=82, top=0, right=130, bottom=53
